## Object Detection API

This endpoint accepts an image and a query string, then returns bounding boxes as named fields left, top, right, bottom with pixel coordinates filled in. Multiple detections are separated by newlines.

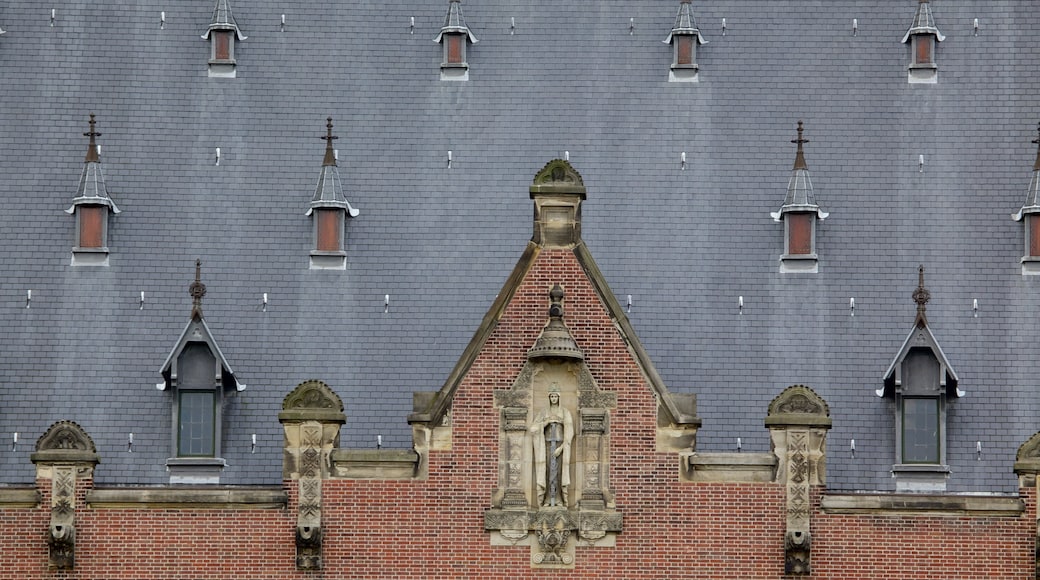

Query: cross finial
left=1032, top=122, right=1040, bottom=171
left=791, top=120, right=809, bottom=170
left=912, top=264, right=930, bottom=327
left=189, top=259, right=207, bottom=320
left=321, top=116, right=339, bottom=166
left=83, top=113, right=101, bottom=163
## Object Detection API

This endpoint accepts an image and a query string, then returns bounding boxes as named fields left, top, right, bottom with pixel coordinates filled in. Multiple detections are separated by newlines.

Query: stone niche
left=485, top=284, right=621, bottom=568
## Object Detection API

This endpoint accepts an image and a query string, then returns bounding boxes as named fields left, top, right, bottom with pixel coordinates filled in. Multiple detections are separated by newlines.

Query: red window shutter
left=915, top=36, right=931, bottom=64
left=316, top=209, right=341, bottom=252
left=787, top=213, right=813, bottom=255
left=1029, top=215, right=1040, bottom=257
left=214, top=31, right=231, bottom=61
left=447, top=35, right=463, bottom=64
left=79, top=206, right=104, bottom=248
left=676, top=36, right=693, bottom=66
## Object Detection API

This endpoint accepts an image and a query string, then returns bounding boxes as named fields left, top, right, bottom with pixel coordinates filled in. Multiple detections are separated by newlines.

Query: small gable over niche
left=663, top=0, right=707, bottom=83
left=434, top=0, right=477, bottom=81
left=158, top=260, right=243, bottom=484
left=1012, top=123, right=1040, bottom=274
left=66, top=114, right=120, bottom=267
left=878, top=266, right=960, bottom=492
left=202, top=0, right=246, bottom=78
left=902, top=0, right=943, bottom=84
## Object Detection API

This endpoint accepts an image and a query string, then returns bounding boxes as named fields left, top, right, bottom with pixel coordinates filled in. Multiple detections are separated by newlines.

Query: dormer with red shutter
left=1012, top=123, right=1040, bottom=274
left=771, top=121, right=828, bottom=273
left=434, top=0, right=477, bottom=81
left=202, top=0, right=246, bottom=78
left=902, top=0, right=943, bottom=84
left=307, top=117, right=359, bottom=270
left=65, top=114, right=120, bottom=267
left=663, top=0, right=707, bottom=83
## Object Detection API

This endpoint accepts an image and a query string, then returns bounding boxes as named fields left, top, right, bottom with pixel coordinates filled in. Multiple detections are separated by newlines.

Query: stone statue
left=530, top=386, right=574, bottom=508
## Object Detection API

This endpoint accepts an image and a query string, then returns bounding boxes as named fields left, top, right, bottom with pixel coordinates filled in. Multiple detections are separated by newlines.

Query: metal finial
left=189, top=259, right=207, bottom=320
left=321, top=117, right=339, bottom=166
left=83, top=113, right=101, bottom=163
left=912, top=264, right=930, bottom=327
left=791, top=120, right=809, bottom=170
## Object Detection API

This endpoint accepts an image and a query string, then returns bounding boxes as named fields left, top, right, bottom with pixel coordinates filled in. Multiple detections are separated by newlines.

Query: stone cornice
left=820, top=493, right=1025, bottom=517
left=0, top=487, right=40, bottom=508
left=85, top=486, right=287, bottom=509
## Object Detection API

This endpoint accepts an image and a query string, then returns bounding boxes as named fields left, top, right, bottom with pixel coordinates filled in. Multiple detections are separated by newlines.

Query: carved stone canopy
left=765, top=385, right=832, bottom=428
left=1013, top=431, right=1040, bottom=476
left=529, top=159, right=586, bottom=198
left=279, top=380, right=346, bottom=424
left=31, top=420, right=99, bottom=465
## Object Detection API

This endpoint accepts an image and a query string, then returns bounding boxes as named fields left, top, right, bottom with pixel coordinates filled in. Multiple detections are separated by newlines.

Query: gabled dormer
left=202, top=0, right=246, bottom=78
left=434, top=0, right=477, bottom=81
left=65, top=114, right=120, bottom=267
left=771, top=121, right=828, bottom=273
left=878, top=266, right=961, bottom=492
left=902, top=0, right=944, bottom=84
left=158, top=260, right=244, bottom=484
left=663, top=0, right=707, bottom=82
left=307, top=117, right=359, bottom=270
left=1012, top=123, right=1040, bottom=274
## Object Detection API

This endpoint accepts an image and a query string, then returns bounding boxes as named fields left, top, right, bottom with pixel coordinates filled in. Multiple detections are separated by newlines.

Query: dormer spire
left=912, top=264, right=930, bottom=328
left=771, top=121, right=827, bottom=221
left=203, top=0, right=246, bottom=40
left=189, top=259, right=207, bottom=321
left=83, top=114, right=101, bottom=163
left=321, top=117, right=338, bottom=167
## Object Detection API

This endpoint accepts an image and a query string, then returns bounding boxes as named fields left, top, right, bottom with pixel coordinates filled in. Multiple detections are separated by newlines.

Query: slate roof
left=0, top=0, right=1039, bottom=493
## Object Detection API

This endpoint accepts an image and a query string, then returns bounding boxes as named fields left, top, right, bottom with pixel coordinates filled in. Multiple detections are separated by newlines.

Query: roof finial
left=791, top=120, right=809, bottom=170
left=189, top=259, right=208, bottom=320
left=549, top=284, right=565, bottom=319
left=1032, top=122, right=1040, bottom=171
left=83, top=113, right=101, bottom=163
left=321, top=116, right=339, bottom=167
left=912, top=264, right=930, bottom=327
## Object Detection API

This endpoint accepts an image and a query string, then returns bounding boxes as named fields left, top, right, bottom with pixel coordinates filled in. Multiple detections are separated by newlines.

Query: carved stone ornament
left=282, top=379, right=344, bottom=413
left=486, top=284, right=621, bottom=568
left=766, top=385, right=831, bottom=577
left=532, top=159, right=584, bottom=189
left=35, top=420, right=96, bottom=454
left=31, top=421, right=99, bottom=571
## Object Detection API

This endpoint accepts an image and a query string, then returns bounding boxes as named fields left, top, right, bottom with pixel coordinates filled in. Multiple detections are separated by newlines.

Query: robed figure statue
left=530, top=388, right=574, bottom=508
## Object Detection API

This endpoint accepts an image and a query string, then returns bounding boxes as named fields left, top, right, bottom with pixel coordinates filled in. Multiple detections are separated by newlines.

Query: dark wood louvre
left=447, top=35, right=463, bottom=64
left=316, top=209, right=341, bottom=252
left=214, top=31, right=231, bottom=61
left=676, top=36, right=693, bottom=66
left=915, top=36, right=932, bottom=64
left=787, top=212, right=812, bottom=255
left=1029, top=215, right=1040, bottom=257
left=79, top=205, right=104, bottom=248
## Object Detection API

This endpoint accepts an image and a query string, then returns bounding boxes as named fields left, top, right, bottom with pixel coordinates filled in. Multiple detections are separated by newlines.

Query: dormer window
left=902, top=0, right=943, bottom=84
left=202, top=0, right=246, bottom=78
left=1013, top=123, right=1040, bottom=274
left=663, top=0, right=706, bottom=83
left=435, top=0, right=477, bottom=81
left=879, top=266, right=962, bottom=492
left=158, top=260, right=244, bottom=484
left=307, top=118, right=359, bottom=270
left=66, top=114, right=120, bottom=267
left=771, top=121, right=827, bottom=273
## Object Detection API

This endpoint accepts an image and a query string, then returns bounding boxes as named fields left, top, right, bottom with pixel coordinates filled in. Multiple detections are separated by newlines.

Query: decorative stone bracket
left=1013, top=430, right=1040, bottom=578
left=279, top=380, right=345, bottom=571
left=765, top=385, right=831, bottom=576
left=30, top=421, right=99, bottom=570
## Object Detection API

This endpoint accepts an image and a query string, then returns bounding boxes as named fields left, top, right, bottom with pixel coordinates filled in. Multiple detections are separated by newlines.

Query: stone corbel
left=765, top=385, right=831, bottom=576
left=1013, top=430, right=1040, bottom=578
left=279, top=380, right=346, bottom=571
left=30, top=421, right=99, bottom=570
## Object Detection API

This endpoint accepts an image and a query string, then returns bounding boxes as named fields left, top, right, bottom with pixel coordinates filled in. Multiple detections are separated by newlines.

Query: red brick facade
left=3, top=247, right=1036, bottom=579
